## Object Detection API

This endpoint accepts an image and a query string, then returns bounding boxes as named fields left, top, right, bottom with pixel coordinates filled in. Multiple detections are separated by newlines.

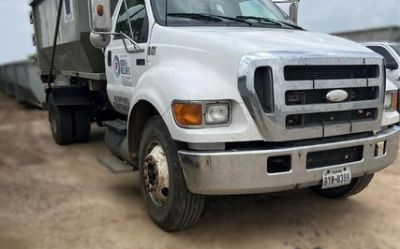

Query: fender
left=126, top=59, right=263, bottom=156
left=127, top=59, right=244, bottom=121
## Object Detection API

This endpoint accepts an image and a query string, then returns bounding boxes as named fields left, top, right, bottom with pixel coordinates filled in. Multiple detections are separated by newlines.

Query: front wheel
left=139, top=116, right=205, bottom=232
left=310, top=174, right=374, bottom=199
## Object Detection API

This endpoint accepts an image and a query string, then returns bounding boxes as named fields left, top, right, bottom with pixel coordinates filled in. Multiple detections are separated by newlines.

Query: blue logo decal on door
left=113, top=55, right=121, bottom=77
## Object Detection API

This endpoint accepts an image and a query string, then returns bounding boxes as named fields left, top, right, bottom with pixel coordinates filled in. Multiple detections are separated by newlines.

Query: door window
left=115, top=0, right=149, bottom=43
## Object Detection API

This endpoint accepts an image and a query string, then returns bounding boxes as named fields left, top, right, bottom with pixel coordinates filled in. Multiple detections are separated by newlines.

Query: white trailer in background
left=0, top=60, right=46, bottom=108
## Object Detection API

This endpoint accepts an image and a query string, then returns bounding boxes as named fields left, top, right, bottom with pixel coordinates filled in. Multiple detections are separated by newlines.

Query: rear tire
left=48, top=95, right=74, bottom=145
left=73, top=107, right=91, bottom=143
left=310, top=174, right=374, bottom=199
left=139, top=116, right=205, bottom=232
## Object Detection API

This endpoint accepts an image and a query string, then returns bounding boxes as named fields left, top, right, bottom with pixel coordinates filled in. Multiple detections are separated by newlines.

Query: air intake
left=284, top=65, right=379, bottom=81
left=254, top=67, right=274, bottom=113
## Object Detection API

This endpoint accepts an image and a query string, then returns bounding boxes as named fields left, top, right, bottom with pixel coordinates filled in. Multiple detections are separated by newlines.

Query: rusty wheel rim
left=143, top=142, right=169, bottom=207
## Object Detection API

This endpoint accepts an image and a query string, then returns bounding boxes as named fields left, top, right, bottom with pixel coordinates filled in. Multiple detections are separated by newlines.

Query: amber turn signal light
left=173, top=103, right=203, bottom=127
left=96, top=4, right=104, bottom=17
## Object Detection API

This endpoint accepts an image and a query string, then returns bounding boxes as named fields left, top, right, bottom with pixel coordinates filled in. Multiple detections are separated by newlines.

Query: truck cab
left=31, top=0, right=400, bottom=231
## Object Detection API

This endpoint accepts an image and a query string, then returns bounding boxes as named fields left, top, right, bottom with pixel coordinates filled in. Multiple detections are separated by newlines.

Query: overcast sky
left=0, top=0, right=399, bottom=64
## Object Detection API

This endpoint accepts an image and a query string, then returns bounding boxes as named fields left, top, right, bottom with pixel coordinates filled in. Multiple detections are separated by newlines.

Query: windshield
left=151, top=0, right=293, bottom=28
left=391, top=44, right=400, bottom=56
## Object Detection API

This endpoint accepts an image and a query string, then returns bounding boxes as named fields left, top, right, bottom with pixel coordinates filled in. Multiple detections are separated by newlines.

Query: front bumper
left=179, top=127, right=400, bottom=195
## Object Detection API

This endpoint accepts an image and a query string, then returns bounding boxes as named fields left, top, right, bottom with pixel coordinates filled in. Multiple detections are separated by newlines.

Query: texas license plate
left=322, top=167, right=352, bottom=189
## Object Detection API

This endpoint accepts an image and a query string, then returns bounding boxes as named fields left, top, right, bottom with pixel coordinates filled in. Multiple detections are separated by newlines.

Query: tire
left=139, top=116, right=205, bottom=232
left=310, top=174, right=374, bottom=199
left=48, top=95, right=74, bottom=145
left=73, top=107, right=91, bottom=143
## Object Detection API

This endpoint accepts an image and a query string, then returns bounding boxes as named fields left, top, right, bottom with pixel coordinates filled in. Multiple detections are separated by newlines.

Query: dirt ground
left=0, top=92, right=399, bottom=249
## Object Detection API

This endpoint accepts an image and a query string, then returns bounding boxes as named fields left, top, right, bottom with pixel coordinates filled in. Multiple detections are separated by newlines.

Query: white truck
left=363, top=42, right=400, bottom=125
left=364, top=42, right=400, bottom=87
left=30, top=0, right=400, bottom=231
left=363, top=43, right=400, bottom=126
left=382, top=79, right=399, bottom=127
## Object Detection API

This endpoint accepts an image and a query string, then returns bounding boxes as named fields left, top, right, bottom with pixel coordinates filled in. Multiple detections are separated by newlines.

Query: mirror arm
left=119, top=32, right=145, bottom=53
left=274, top=0, right=300, bottom=23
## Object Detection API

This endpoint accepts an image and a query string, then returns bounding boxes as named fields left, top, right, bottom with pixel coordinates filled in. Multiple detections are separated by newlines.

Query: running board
left=97, top=154, right=134, bottom=174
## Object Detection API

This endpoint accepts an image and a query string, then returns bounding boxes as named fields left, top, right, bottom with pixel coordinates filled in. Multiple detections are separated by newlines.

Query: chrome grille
left=285, top=87, right=379, bottom=105
left=284, top=65, right=379, bottom=81
left=286, top=108, right=378, bottom=128
left=238, top=55, right=385, bottom=142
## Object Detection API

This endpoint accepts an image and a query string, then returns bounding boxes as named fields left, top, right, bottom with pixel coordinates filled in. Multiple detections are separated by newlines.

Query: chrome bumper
left=179, top=127, right=400, bottom=195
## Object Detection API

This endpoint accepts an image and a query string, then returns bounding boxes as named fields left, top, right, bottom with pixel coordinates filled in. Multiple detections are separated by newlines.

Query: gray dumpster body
left=0, top=60, right=46, bottom=108
left=30, top=0, right=118, bottom=80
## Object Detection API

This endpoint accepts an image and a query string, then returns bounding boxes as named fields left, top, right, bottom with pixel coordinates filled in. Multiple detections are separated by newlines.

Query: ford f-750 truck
left=30, top=0, right=400, bottom=231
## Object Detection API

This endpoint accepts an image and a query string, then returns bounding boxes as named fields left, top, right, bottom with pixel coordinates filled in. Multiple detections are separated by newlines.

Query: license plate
left=322, top=167, right=352, bottom=189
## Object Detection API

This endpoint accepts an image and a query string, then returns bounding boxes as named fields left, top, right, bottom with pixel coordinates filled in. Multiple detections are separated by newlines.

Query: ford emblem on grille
left=326, top=90, right=349, bottom=103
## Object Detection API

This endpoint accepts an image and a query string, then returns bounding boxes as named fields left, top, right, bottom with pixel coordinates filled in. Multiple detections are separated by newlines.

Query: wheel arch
left=127, top=99, right=165, bottom=166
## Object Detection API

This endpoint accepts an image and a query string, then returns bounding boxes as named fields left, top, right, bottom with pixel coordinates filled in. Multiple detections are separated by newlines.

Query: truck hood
left=150, top=26, right=383, bottom=102
left=155, top=26, right=379, bottom=59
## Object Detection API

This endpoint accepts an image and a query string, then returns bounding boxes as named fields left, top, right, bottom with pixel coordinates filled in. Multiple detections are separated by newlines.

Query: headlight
left=205, top=104, right=230, bottom=125
left=172, top=101, right=231, bottom=128
left=384, top=91, right=398, bottom=112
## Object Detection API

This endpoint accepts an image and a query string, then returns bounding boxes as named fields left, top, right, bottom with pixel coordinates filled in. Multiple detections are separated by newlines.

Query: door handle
left=107, top=51, right=112, bottom=67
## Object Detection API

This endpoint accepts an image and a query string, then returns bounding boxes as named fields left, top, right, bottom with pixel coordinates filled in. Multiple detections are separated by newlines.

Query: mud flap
left=48, top=85, right=90, bottom=106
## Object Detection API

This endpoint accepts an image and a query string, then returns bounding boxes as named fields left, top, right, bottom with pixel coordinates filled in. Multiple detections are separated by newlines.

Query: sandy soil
left=0, top=92, right=399, bottom=249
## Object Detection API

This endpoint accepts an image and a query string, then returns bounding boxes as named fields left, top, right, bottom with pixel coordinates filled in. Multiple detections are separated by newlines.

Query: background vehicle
left=364, top=42, right=400, bottom=86
left=382, top=79, right=399, bottom=126
left=364, top=43, right=400, bottom=116
left=30, top=0, right=399, bottom=231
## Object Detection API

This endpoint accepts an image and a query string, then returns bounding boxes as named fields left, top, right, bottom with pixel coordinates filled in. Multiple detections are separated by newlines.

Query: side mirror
left=289, top=1, right=299, bottom=24
left=386, top=60, right=399, bottom=70
left=90, top=0, right=112, bottom=32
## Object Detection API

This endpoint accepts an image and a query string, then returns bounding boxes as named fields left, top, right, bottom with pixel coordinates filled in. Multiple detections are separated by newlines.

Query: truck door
left=105, top=0, right=150, bottom=115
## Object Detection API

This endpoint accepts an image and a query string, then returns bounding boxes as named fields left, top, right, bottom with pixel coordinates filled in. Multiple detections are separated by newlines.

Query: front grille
left=306, top=146, right=364, bottom=169
left=286, top=108, right=378, bottom=128
left=284, top=65, right=379, bottom=81
left=242, top=58, right=383, bottom=142
left=285, top=87, right=379, bottom=105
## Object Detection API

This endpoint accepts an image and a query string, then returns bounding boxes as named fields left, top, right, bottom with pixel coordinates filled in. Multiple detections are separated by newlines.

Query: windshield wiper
left=167, top=13, right=252, bottom=26
left=278, top=21, right=304, bottom=30
left=167, top=13, right=223, bottom=22
left=236, top=16, right=303, bottom=30
left=197, top=13, right=252, bottom=26
left=236, top=16, right=282, bottom=27
left=167, top=13, right=302, bottom=29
